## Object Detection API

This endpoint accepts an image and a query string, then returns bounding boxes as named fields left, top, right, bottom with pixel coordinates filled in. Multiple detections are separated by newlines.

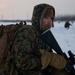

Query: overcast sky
left=0, top=0, right=75, bottom=20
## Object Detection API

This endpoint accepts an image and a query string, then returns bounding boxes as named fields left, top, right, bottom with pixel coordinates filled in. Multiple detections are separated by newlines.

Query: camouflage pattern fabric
left=0, top=25, right=42, bottom=75
left=0, top=3, right=55, bottom=75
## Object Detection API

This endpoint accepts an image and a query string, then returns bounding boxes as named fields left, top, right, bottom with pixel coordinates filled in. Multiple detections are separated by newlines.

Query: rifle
left=40, top=29, right=75, bottom=72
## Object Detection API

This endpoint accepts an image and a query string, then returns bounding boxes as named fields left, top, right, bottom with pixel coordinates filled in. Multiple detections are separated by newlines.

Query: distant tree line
left=54, top=15, right=75, bottom=21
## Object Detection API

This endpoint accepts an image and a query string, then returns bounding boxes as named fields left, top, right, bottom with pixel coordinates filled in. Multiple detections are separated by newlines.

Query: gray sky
left=0, top=0, right=75, bottom=20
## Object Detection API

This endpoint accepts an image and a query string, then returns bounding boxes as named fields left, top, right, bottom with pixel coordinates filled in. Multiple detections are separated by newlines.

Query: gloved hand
left=39, top=49, right=66, bottom=69
left=64, top=60, right=74, bottom=73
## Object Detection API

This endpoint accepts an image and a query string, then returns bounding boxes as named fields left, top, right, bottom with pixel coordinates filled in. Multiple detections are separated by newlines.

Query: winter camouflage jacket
left=0, top=3, right=55, bottom=75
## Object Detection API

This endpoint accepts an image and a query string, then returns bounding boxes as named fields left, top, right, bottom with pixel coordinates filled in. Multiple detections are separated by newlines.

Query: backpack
left=0, top=23, right=25, bottom=69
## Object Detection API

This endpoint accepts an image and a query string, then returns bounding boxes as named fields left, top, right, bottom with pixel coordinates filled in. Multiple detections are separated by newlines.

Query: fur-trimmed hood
left=32, top=3, right=55, bottom=34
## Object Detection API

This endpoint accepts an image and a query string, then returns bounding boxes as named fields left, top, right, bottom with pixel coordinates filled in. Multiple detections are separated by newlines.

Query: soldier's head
left=32, top=3, right=55, bottom=34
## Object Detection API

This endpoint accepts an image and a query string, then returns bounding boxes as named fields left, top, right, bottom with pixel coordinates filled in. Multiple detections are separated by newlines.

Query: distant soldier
left=64, top=21, right=72, bottom=29
left=19, top=21, right=23, bottom=25
left=24, top=21, right=27, bottom=25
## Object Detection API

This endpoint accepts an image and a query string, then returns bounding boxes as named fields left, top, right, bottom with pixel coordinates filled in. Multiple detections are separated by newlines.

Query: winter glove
left=39, top=49, right=66, bottom=69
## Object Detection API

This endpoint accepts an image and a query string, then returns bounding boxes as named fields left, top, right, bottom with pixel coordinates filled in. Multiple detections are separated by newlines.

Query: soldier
left=64, top=21, right=72, bottom=29
left=0, top=3, right=73, bottom=75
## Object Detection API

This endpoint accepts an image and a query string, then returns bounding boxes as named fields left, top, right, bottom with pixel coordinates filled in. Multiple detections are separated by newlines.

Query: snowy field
left=0, top=21, right=75, bottom=56
left=51, top=21, right=75, bottom=56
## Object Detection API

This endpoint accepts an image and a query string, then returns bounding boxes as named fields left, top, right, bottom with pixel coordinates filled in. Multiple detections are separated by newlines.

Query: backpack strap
left=0, top=25, right=5, bottom=37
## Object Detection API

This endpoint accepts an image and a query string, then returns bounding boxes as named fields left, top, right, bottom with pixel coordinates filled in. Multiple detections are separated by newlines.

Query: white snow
left=51, top=21, right=75, bottom=56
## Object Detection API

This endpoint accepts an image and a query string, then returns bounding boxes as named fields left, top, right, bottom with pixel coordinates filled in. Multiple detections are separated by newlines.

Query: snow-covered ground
left=51, top=21, right=75, bottom=56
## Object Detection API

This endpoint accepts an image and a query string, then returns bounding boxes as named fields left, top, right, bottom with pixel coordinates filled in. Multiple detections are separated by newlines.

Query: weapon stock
left=40, top=30, right=63, bottom=55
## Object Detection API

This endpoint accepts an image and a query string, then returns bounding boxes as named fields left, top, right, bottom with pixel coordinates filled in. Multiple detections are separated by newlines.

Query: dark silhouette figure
left=64, top=21, right=72, bottom=29
left=19, top=21, right=27, bottom=25
left=19, top=21, right=23, bottom=25
left=23, top=21, right=27, bottom=25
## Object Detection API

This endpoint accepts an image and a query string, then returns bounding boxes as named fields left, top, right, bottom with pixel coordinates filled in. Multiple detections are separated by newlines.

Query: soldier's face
left=41, top=9, right=54, bottom=31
